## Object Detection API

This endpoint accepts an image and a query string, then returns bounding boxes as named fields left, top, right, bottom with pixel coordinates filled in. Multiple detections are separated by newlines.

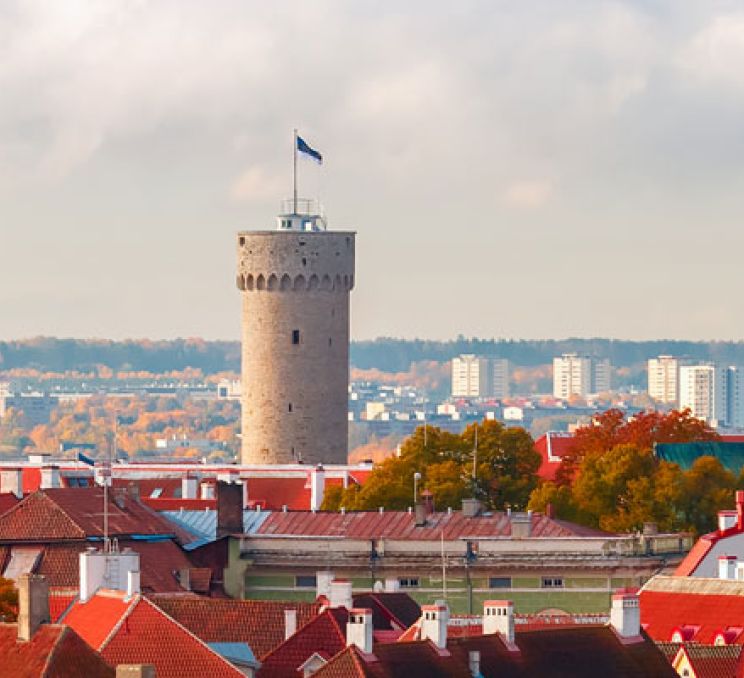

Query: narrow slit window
left=292, top=330, right=300, bottom=345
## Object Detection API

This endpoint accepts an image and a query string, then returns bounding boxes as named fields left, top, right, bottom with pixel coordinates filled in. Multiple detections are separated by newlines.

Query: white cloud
left=502, top=180, right=554, bottom=208
left=230, top=167, right=284, bottom=202
left=678, top=13, right=744, bottom=88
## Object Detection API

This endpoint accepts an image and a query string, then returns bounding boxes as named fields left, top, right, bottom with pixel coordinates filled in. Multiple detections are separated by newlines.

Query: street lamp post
left=413, top=472, right=422, bottom=505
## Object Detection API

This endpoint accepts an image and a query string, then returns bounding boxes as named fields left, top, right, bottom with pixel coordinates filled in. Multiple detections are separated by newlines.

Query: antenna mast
left=441, top=530, right=447, bottom=600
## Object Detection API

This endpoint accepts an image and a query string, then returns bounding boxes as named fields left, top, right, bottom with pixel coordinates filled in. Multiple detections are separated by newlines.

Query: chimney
left=346, top=608, right=373, bottom=654
left=200, top=480, right=216, bottom=500
left=316, top=570, right=334, bottom=600
left=510, top=512, right=532, bottom=539
left=468, top=650, right=481, bottom=677
left=414, top=503, right=427, bottom=527
left=420, top=602, right=449, bottom=649
left=0, top=468, right=22, bottom=499
left=80, top=548, right=141, bottom=601
left=545, top=502, right=555, bottom=519
left=384, top=577, right=400, bottom=593
left=719, top=510, right=738, bottom=533
left=737, top=490, right=744, bottom=530
left=216, top=481, right=243, bottom=537
left=483, top=600, right=515, bottom=646
left=113, top=487, right=127, bottom=510
left=116, top=666, right=156, bottom=678
left=127, top=569, right=141, bottom=598
left=329, top=579, right=353, bottom=610
left=40, top=465, right=60, bottom=490
left=310, top=465, right=326, bottom=511
left=284, top=609, right=297, bottom=640
left=127, top=482, right=140, bottom=501
left=462, top=498, right=482, bottom=518
left=719, top=555, right=737, bottom=580
left=178, top=568, right=192, bottom=592
left=610, top=592, right=641, bottom=639
left=182, top=474, right=198, bottom=500
left=421, top=490, right=434, bottom=516
left=17, top=574, right=49, bottom=642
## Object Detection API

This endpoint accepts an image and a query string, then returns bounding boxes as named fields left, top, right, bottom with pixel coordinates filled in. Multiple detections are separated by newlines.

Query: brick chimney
left=421, top=490, right=434, bottom=516
left=116, top=666, right=156, bottom=678
left=40, top=465, right=60, bottom=490
left=610, top=592, right=641, bottom=639
left=182, top=473, right=198, bottom=500
left=346, top=608, right=373, bottom=653
left=329, top=579, right=353, bottom=610
left=510, top=512, right=532, bottom=538
left=420, top=601, right=449, bottom=649
left=737, top=490, right=744, bottom=530
left=17, top=574, right=50, bottom=642
left=216, top=481, right=243, bottom=538
left=483, top=600, right=515, bottom=645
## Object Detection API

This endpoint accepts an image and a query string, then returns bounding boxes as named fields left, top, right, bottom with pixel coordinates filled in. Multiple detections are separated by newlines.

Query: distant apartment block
left=679, top=364, right=727, bottom=426
left=647, top=355, right=683, bottom=405
left=216, top=379, right=242, bottom=401
left=727, top=366, right=744, bottom=429
left=552, top=354, right=611, bottom=399
left=451, top=355, right=509, bottom=398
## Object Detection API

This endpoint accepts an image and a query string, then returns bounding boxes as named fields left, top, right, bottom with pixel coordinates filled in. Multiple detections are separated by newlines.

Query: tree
left=681, top=456, right=736, bottom=535
left=0, top=578, right=17, bottom=621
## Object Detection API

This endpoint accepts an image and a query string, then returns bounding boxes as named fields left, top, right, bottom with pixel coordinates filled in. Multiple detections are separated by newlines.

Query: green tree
left=681, top=456, right=736, bottom=535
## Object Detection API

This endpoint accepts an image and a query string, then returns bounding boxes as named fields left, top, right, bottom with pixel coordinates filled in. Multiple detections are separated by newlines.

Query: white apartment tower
left=553, top=354, right=611, bottom=399
left=648, top=355, right=681, bottom=405
left=451, top=355, right=510, bottom=398
left=679, top=364, right=727, bottom=427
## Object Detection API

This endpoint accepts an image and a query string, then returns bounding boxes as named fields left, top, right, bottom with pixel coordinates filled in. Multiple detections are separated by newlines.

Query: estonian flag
left=77, top=451, right=96, bottom=466
left=297, top=136, right=323, bottom=164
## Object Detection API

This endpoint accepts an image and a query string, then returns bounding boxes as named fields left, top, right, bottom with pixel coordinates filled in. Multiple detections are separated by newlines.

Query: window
left=541, top=577, right=564, bottom=589
left=489, top=577, right=512, bottom=589
left=398, top=577, right=420, bottom=589
left=292, top=330, right=300, bottom=345
left=295, top=575, right=317, bottom=588
left=288, top=403, right=293, bottom=413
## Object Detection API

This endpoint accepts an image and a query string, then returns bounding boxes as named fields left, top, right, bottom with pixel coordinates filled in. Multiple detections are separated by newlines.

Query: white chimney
left=384, top=577, right=400, bottom=593
left=483, top=600, right=515, bottom=645
left=40, top=465, right=60, bottom=489
left=127, top=569, right=141, bottom=598
left=346, top=608, right=373, bottom=653
left=329, top=579, right=353, bottom=610
left=719, top=555, right=737, bottom=580
left=200, top=481, right=216, bottom=500
left=284, top=609, right=298, bottom=640
left=610, top=593, right=641, bottom=639
left=1, top=468, right=23, bottom=499
left=719, top=511, right=738, bottom=532
left=80, top=547, right=141, bottom=602
left=182, top=475, right=198, bottom=500
left=310, top=465, right=325, bottom=511
left=468, top=650, right=481, bottom=677
left=316, top=570, right=335, bottom=600
left=420, top=602, right=449, bottom=649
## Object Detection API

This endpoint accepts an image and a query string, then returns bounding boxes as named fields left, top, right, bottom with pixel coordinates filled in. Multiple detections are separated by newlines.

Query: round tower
left=236, top=199, right=355, bottom=465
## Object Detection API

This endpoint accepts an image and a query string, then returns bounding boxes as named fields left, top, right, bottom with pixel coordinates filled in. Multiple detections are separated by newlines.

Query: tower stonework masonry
left=236, top=201, right=355, bottom=465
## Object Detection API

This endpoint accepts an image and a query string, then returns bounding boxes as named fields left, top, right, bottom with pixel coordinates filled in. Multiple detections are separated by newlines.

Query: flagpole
left=293, top=128, right=298, bottom=214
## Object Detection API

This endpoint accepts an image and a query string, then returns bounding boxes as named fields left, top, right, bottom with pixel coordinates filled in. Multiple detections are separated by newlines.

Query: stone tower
left=236, top=199, right=355, bottom=465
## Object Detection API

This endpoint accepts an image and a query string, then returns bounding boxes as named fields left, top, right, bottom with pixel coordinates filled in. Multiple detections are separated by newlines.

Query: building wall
left=451, top=356, right=509, bottom=398
left=648, top=356, right=680, bottom=405
left=236, top=230, right=355, bottom=465
left=679, top=364, right=726, bottom=426
left=553, top=355, right=592, bottom=399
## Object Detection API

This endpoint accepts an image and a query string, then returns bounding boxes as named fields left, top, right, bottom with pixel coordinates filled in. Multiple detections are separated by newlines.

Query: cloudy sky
left=2, top=0, right=744, bottom=341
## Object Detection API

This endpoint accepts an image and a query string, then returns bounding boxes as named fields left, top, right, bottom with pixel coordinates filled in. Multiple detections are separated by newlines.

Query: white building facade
left=648, top=355, right=682, bottom=405
left=451, top=355, right=509, bottom=398
left=679, top=364, right=727, bottom=427
left=553, top=354, right=611, bottom=399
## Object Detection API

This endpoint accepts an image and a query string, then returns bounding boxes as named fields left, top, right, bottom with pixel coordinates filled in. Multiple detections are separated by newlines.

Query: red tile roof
left=0, top=492, right=19, bottom=515
left=641, top=576, right=744, bottom=645
left=0, top=623, right=113, bottom=677
left=62, top=591, right=244, bottom=678
left=255, top=509, right=608, bottom=540
left=673, top=643, right=744, bottom=678
left=48, top=587, right=78, bottom=622
left=148, top=595, right=322, bottom=659
left=533, top=432, right=575, bottom=481
left=0, top=488, right=179, bottom=542
left=258, top=608, right=348, bottom=677
left=29, top=540, right=192, bottom=592
left=351, top=593, right=421, bottom=630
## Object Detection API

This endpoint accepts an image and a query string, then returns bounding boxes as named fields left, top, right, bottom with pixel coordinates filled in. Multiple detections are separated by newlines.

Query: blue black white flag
left=77, top=451, right=96, bottom=466
left=297, top=136, right=323, bottom=164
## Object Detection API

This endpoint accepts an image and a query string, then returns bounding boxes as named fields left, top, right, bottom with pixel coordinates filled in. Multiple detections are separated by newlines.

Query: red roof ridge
left=0, top=491, right=87, bottom=541
left=43, top=490, right=93, bottom=537
left=38, top=623, right=68, bottom=678
left=136, top=596, right=244, bottom=673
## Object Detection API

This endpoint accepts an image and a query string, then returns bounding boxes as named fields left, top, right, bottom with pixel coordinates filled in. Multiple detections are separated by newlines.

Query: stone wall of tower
left=236, top=230, right=355, bottom=465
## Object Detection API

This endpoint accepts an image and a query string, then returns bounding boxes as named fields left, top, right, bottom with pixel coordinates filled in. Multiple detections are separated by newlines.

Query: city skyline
left=3, top=2, right=744, bottom=342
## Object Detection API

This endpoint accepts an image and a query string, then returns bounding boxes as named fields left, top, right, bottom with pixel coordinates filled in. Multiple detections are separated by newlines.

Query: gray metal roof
left=160, top=509, right=270, bottom=548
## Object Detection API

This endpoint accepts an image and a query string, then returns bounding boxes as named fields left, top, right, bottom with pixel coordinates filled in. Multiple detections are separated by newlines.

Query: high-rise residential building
left=553, top=354, right=611, bottom=399
left=451, top=355, right=509, bottom=398
left=648, top=355, right=682, bottom=405
left=236, top=198, right=355, bottom=464
left=726, top=366, right=744, bottom=429
left=679, top=364, right=727, bottom=427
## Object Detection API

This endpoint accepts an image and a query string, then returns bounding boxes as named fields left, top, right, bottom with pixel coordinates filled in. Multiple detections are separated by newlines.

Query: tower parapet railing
left=279, top=198, right=326, bottom=220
